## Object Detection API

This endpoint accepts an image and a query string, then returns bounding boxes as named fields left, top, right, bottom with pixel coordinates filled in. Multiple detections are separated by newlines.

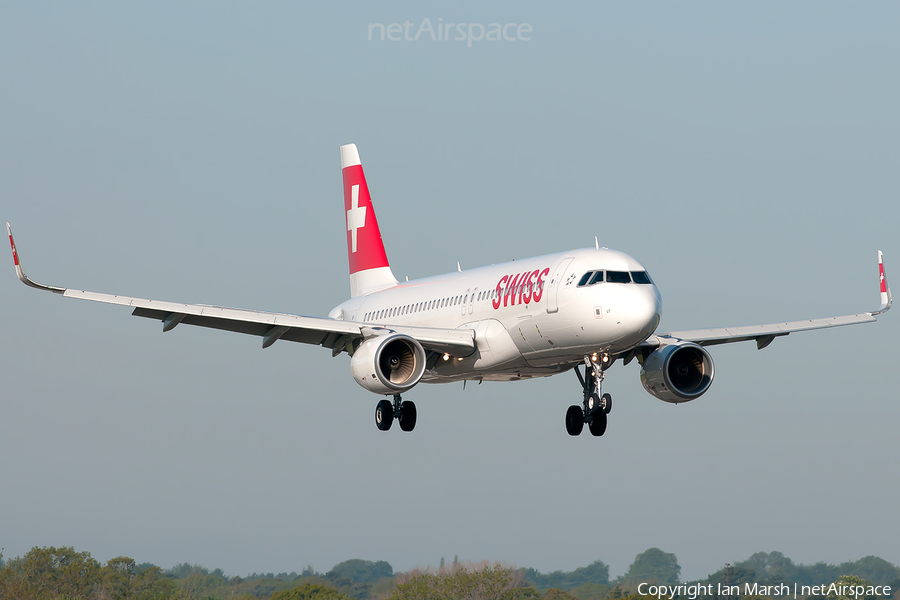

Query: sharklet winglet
left=7, top=223, right=67, bottom=294
left=872, top=250, right=891, bottom=316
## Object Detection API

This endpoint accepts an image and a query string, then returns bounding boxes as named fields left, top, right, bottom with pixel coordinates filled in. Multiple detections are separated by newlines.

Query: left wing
left=7, top=223, right=475, bottom=357
left=643, top=251, right=891, bottom=350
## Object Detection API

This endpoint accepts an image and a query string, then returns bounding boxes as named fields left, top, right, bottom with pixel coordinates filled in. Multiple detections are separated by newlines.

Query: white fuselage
left=331, top=248, right=663, bottom=382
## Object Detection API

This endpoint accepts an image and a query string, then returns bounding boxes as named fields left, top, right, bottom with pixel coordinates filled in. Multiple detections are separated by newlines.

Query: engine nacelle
left=640, top=341, right=715, bottom=403
left=350, top=333, right=427, bottom=395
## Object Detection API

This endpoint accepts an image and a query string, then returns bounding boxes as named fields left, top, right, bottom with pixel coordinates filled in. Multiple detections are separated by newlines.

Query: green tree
left=272, top=581, right=349, bottom=600
left=167, top=562, right=207, bottom=579
left=545, top=588, right=579, bottom=600
left=840, top=557, right=900, bottom=587
left=621, top=548, right=680, bottom=585
left=569, top=582, right=608, bottom=600
left=568, top=561, right=610, bottom=587
left=736, top=551, right=798, bottom=585
left=523, top=559, right=610, bottom=591
left=389, top=565, right=523, bottom=600
left=327, top=559, right=393, bottom=583
left=826, top=575, right=880, bottom=600
left=98, top=556, right=176, bottom=600
left=0, top=546, right=174, bottom=600
left=0, top=545, right=100, bottom=599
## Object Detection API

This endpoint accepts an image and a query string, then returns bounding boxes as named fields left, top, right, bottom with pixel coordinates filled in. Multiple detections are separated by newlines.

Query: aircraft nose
left=625, top=284, right=662, bottom=341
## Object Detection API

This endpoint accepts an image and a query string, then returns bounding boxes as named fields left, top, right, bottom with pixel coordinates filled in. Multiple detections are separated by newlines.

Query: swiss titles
left=492, top=268, right=550, bottom=310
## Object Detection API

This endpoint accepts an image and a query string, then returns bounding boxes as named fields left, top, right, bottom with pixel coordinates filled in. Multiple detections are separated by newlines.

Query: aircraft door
left=468, top=288, right=477, bottom=314
left=462, top=288, right=470, bottom=316
left=546, top=257, right=575, bottom=314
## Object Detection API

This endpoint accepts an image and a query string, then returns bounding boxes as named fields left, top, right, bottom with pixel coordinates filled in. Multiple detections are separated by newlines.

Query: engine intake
left=640, top=341, right=715, bottom=403
left=350, top=333, right=427, bottom=395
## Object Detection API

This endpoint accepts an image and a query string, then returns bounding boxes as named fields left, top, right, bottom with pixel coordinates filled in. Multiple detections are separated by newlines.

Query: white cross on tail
left=346, top=184, right=367, bottom=253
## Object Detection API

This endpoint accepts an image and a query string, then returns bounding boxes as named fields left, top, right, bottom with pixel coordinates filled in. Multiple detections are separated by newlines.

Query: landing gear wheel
left=588, top=412, right=607, bottom=436
left=566, top=405, right=584, bottom=436
left=375, top=399, right=393, bottom=431
left=399, top=400, right=417, bottom=432
left=601, top=393, right=612, bottom=415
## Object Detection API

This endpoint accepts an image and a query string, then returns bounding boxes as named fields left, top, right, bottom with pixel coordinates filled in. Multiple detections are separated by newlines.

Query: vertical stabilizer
left=341, top=144, right=398, bottom=298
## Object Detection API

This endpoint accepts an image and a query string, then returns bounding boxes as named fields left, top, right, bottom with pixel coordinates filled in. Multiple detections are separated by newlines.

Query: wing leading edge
left=7, top=223, right=475, bottom=357
left=645, top=251, right=891, bottom=350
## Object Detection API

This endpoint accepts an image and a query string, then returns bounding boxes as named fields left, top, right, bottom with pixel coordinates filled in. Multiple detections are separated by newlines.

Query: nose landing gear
left=375, top=394, right=417, bottom=432
left=566, top=354, right=612, bottom=437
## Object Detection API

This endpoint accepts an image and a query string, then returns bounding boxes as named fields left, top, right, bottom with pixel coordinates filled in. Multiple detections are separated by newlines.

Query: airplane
left=7, top=143, right=892, bottom=437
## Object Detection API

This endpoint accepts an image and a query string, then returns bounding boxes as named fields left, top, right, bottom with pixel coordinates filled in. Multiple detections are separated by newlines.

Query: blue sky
left=1, top=1, right=898, bottom=582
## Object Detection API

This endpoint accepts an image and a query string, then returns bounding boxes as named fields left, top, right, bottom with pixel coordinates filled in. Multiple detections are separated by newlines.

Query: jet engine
left=350, top=333, right=427, bottom=395
left=640, top=341, right=715, bottom=403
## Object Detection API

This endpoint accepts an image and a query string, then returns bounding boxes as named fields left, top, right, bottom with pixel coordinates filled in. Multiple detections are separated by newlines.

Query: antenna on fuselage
left=457, top=261, right=462, bottom=272
left=595, top=236, right=599, bottom=250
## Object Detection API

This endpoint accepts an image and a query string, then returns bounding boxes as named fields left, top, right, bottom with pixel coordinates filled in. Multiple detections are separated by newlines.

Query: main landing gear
left=375, top=394, right=417, bottom=432
left=566, top=354, right=612, bottom=437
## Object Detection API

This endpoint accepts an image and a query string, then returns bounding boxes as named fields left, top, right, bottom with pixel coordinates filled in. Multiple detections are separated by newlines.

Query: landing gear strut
left=375, top=394, right=417, bottom=432
left=566, top=354, right=612, bottom=437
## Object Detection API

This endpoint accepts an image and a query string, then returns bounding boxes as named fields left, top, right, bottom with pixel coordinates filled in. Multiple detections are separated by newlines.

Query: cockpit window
left=589, top=271, right=605, bottom=285
left=578, top=272, right=593, bottom=287
left=606, top=271, right=631, bottom=283
left=631, top=271, right=653, bottom=284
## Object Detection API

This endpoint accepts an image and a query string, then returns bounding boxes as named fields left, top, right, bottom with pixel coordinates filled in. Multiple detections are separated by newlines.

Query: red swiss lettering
left=492, top=275, right=508, bottom=310
left=522, top=270, right=538, bottom=304
left=532, top=268, right=550, bottom=302
left=491, top=267, right=549, bottom=310
left=504, top=273, right=522, bottom=307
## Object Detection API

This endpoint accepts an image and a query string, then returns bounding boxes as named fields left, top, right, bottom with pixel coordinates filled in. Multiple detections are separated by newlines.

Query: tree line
left=1, top=546, right=897, bottom=600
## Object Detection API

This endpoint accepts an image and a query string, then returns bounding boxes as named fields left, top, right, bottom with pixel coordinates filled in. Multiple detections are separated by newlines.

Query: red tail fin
left=340, top=144, right=398, bottom=298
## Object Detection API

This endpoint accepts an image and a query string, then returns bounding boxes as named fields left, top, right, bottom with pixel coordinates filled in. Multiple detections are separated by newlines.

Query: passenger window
left=589, top=271, right=604, bottom=285
left=606, top=271, right=631, bottom=283
left=631, top=271, right=653, bottom=284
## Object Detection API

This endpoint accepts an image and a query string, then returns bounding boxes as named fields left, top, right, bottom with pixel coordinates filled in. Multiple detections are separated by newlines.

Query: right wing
left=643, top=251, right=891, bottom=350
left=7, top=223, right=475, bottom=357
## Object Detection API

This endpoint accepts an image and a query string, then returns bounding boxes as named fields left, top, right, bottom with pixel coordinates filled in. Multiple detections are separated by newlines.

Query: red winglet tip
left=8, top=235, right=19, bottom=266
